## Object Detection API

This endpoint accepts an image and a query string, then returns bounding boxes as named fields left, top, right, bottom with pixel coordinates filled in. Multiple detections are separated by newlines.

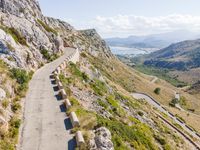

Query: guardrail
left=51, top=48, right=84, bottom=148
left=70, top=112, right=80, bottom=128
left=64, top=99, right=72, bottom=109
left=133, top=92, right=200, bottom=143
left=76, top=131, right=85, bottom=146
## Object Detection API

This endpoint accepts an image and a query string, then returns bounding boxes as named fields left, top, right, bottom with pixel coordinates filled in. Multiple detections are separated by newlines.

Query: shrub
left=11, top=102, right=21, bottom=113
left=154, top=88, right=161, bottom=95
left=37, top=19, right=58, bottom=35
left=2, top=99, right=9, bottom=108
left=10, top=68, right=32, bottom=96
left=138, top=111, right=144, bottom=116
left=169, top=98, right=179, bottom=107
left=40, top=49, right=51, bottom=60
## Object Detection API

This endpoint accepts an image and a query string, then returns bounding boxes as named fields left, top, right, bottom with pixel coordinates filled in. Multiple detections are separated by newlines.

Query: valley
left=0, top=0, right=199, bottom=150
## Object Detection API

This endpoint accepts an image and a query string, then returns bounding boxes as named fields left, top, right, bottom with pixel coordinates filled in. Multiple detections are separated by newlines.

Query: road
left=19, top=48, right=77, bottom=150
left=132, top=93, right=200, bottom=149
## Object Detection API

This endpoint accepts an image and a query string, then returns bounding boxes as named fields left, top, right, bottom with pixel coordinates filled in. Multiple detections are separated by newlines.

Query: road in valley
left=132, top=93, right=200, bottom=150
left=19, top=48, right=78, bottom=150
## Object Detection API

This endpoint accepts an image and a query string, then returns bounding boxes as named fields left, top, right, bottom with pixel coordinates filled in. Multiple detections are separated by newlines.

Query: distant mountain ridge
left=144, top=39, right=200, bottom=70
left=106, top=30, right=200, bottom=49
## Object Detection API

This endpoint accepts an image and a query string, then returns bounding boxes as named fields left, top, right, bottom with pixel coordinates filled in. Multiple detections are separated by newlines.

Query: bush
left=37, top=19, right=58, bottom=35
left=169, top=98, right=179, bottom=107
left=10, top=68, right=30, bottom=85
left=11, top=102, right=21, bottom=113
left=10, top=68, right=32, bottom=96
left=2, top=99, right=9, bottom=108
left=154, top=88, right=161, bottom=95
left=40, top=49, right=51, bottom=61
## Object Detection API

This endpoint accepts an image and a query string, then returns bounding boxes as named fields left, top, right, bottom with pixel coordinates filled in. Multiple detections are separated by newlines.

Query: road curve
left=19, top=48, right=77, bottom=150
left=132, top=93, right=200, bottom=149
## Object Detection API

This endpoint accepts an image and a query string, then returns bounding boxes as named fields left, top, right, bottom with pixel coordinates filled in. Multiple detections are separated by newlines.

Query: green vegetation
left=2, top=99, right=9, bottom=108
left=97, top=98, right=108, bottom=109
left=90, top=79, right=107, bottom=96
left=69, top=63, right=89, bottom=82
left=10, top=68, right=33, bottom=97
left=135, top=65, right=187, bottom=87
left=40, top=49, right=59, bottom=62
left=0, top=116, right=21, bottom=150
left=0, top=26, right=28, bottom=46
left=175, top=114, right=186, bottom=123
left=97, top=116, right=158, bottom=150
left=169, top=98, right=179, bottom=107
left=154, top=87, right=161, bottom=95
left=37, top=19, right=58, bottom=35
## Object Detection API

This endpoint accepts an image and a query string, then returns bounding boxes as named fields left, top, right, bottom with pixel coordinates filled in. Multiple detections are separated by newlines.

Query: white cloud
left=88, top=14, right=200, bottom=37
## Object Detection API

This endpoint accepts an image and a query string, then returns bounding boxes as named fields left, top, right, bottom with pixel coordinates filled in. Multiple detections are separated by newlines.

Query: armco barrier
left=70, top=112, right=80, bottom=127
left=76, top=131, right=85, bottom=147
left=60, top=89, right=67, bottom=99
left=65, top=99, right=72, bottom=109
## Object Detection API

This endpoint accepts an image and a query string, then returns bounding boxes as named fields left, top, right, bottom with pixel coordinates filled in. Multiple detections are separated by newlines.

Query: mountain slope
left=0, top=0, right=199, bottom=150
left=106, top=30, right=199, bottom=49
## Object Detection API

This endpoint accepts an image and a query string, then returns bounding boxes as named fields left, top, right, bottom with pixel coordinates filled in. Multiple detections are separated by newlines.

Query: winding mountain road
left=19, top=48, right=78, bottom=150
left=132, top=93, right=200, bottom=149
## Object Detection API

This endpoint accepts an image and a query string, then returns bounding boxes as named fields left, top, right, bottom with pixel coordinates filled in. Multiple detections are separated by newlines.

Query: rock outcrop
left=90, top=127, right=114, bottom=150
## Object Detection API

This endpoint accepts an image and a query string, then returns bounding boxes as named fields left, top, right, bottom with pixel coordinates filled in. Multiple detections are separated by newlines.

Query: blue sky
left=38, top=0, right=200, bottom=37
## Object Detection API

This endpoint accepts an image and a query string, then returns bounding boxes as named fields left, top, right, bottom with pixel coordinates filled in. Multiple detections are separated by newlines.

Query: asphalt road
left=19, top=48, right=77, bottom=150
left=132, top=93, right=200, bottom=149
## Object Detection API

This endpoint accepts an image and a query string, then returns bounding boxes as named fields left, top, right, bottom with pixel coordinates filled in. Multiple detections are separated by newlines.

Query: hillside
left=141, top=39, right=200, bottom=92
left=106, top=30, right=199, bottom=49
left=0, top=0, right=200, bottom=150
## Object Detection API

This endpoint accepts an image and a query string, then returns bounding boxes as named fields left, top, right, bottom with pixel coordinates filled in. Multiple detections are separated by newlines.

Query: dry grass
left=87, top=53, right=200, bottom=133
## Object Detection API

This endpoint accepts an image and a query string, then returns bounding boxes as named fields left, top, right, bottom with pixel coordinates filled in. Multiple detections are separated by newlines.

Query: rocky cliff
left=0, top=0, right=112, bottom=70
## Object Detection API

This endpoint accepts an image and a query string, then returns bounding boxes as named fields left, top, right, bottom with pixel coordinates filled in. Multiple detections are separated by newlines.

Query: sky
left=38, top=0, right=200, bottom=38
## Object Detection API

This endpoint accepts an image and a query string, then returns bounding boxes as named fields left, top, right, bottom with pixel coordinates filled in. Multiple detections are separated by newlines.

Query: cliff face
left=0, top=0, right=112, bottom=70
left=0, top=0, right=42, bottom=20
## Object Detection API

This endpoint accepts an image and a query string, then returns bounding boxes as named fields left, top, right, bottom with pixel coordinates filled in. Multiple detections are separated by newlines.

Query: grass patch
left=67, top=97, right=97, bottom=131
left=69, top=63, right=89, bottom=82
left=97, top=98, right=108, bottom=109
left=37, top=19, right=58, bottom=35
left=90, top=79, right=107, bottom=96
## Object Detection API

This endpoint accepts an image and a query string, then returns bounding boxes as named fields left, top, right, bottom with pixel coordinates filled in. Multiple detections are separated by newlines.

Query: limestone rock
left=0, top=88, right=6, bottom=100
left=90, top=127, right=114, bottom=150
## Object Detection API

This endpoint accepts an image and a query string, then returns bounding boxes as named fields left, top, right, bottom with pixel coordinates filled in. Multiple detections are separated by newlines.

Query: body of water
left=110, top=46, right=157, bottom=56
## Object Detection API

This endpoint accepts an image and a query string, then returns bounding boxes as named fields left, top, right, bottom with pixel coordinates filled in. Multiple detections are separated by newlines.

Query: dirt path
left=19, top=48, right=77, bottom=150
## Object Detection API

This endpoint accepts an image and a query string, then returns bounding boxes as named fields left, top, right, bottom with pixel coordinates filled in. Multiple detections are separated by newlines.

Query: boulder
left=94, top=127, right=114, bottom=150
